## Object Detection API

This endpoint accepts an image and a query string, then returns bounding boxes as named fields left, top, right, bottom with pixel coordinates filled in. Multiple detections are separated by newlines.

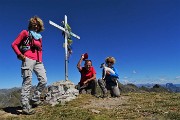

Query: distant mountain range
left=136, top=83, right=180, bottom=93
left=165, top=83, right=180, bottom=93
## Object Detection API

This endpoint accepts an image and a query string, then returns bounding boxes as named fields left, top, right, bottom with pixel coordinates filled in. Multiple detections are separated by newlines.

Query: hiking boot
left=34, top=100, right=43, bottom=105
left=101, top=93, right=108, bottom=98
left=92, top=94, right=100, bottom=98
left=22, top=103, right=35, bottom=115
left=22, top=108, right=35, bottom=115
left=30, top=99, right=43, bottom=108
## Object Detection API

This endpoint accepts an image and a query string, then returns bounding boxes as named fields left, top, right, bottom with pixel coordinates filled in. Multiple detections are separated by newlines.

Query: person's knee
left=112, top=87, right=120, bottom=97
left=98, top=79, right=103, bottom=84
left=93, top=79, right=98, bottom=87
left=114, top=93, right=120, bottom=97
left=91, top=79, right=97, bottom=84
left=112, top=92, right=120, bottom=97
left=79, top=89, right=87, bottom=94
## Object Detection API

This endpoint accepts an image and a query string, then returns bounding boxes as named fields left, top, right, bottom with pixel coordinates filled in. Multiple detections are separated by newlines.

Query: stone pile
left=45, top=80, right=79, bottom=106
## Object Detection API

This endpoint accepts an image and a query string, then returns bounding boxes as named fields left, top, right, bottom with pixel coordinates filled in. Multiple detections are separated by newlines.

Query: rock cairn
left=45, top=80, right=79, bottom=106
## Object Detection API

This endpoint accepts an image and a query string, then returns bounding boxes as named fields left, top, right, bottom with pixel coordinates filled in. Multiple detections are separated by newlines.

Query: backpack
left=18, top=31, right=33, bottom=54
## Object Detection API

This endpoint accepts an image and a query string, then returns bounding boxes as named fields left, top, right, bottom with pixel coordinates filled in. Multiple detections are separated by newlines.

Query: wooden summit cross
left=49, top=15, right=80, bottom=81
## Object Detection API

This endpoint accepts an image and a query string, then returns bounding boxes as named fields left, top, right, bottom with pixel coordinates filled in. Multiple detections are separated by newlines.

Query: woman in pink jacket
left=12, top=16, right=47, bottom=115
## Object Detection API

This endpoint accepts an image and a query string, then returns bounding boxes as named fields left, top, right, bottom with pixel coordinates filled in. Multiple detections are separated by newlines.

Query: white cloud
left=175, top=76, right=180, bottom=79
left=159, top=78, right=166, bottom=83
left=121, top=76, right=130, bottom=84
left=132, top=70, right=136, bottom=74
left=124, top=80, right=130, bottom=84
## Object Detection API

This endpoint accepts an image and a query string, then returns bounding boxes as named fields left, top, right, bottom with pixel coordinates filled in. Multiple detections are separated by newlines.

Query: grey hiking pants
left=21, top=57, right=47, bottom=106
left=98, top=78, right=120, bottom=97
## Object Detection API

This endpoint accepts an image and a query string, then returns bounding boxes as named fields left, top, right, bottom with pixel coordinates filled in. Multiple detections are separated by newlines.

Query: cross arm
left=70, top=32, right=80, bottom=39
left=49, top=20, right=65, bottom=32
left=49, top=20, right=80, bottom=39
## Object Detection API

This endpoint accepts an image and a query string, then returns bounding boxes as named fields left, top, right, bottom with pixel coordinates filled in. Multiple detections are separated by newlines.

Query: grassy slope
left=3, top=92, right=180, bottom=120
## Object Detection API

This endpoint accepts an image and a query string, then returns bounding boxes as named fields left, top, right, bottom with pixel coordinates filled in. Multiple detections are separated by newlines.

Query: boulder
left=45, top=80, right=79, bottom=106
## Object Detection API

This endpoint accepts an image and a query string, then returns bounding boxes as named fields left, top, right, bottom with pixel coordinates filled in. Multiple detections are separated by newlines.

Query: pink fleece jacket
left=12, top=30, right=43, bottom=62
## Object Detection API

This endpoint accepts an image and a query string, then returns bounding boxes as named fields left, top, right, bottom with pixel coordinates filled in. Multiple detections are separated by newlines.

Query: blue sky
left=0, top=0, right=180, bottom=89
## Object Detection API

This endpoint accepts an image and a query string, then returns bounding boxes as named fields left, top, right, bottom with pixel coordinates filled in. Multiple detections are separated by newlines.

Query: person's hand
left=106, top=71, right=111, bottom=75
left=81, top=54, right=84, bottom=60
left=83, top=80, right=89, bottom=85
left=17, top=54, right=26, bottom=61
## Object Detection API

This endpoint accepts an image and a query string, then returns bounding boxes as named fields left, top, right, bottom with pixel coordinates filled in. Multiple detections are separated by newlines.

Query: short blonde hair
left=28, top=16, right=44, bottom=32
left=105, top=56, right=116, bottom=64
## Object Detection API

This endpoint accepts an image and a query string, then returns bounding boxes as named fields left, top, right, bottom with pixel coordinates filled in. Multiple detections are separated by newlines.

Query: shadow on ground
left=2, top=106, right=22, bottom=115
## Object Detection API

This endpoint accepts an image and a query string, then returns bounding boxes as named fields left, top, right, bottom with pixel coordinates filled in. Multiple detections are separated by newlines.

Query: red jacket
left=79, top=67, right=96, bottom=86
left=12, top=30, right=43, bottom=62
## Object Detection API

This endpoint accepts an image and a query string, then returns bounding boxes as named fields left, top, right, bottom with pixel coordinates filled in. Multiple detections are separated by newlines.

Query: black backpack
left=18, top=31, right=33, bottom=54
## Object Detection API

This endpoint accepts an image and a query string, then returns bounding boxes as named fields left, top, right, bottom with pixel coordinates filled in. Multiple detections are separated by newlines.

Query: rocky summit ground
left=0, top=92, right=180, bottom=120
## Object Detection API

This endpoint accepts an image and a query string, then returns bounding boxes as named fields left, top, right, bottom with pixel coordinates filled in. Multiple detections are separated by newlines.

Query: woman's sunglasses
left=107, top=61, right=113, bottom=64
